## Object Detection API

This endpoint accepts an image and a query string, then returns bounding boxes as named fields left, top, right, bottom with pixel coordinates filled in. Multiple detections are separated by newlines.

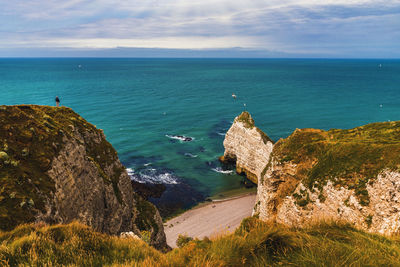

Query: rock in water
left=220, top=111, right=274, bottom=184
left=223, top=112, right=400, bottom=235
left=0, top=105, right=167, bottom=250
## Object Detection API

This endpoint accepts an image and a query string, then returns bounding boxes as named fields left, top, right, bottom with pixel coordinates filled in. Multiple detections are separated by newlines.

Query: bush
left=176, top=234, right=193, bottom=248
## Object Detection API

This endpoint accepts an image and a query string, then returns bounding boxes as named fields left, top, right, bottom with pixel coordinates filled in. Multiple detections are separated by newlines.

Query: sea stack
left=222, top=112, right=400, bottom=234
left=0, top=105, right=167, bottom=249
left=220, top=111, right=274, bottom=184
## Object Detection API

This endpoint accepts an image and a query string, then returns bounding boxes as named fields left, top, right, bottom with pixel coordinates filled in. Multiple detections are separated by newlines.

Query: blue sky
left=0, top=0, right=399, bottom=57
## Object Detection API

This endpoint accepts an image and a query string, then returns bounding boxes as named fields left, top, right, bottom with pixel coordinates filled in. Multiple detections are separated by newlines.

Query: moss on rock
left=235, top=111, right=255, bottom=128
left=0, top=105, right=122, bottom=230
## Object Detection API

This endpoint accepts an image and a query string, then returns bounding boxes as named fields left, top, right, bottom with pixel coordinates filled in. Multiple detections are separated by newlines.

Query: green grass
left=0, top=105, right=125, bottom=230
left=1, top=218, right=399, bottom=266
left=235, top=111, right=255, bottom=128
left=272, top=121, right=400, bottom=206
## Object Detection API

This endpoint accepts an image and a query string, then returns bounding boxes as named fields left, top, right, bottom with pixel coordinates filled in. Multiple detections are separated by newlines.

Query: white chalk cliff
left=222, top=112, right=400, bottom=234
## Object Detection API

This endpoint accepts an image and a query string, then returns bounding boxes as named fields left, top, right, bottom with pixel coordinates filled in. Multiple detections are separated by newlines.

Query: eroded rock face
left=257, top=166, right=400, bottom=234
left=223, top=111, right=400, bottom=234
left=0, top=105, right=167, bottom=249
left=41, top=132, right=135, bottom=235
left=220, top=111, right=274, bottom=184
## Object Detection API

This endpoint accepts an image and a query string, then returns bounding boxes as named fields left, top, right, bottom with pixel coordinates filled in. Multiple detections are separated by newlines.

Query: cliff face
left=220, top=112, right=274, bottom=184
left=0, top=105, right=167, bottom=249
left=223, top=112, right=400, bottom=234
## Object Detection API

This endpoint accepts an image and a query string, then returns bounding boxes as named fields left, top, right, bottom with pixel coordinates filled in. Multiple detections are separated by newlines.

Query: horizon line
left=0, top=57, right=399, bottom=60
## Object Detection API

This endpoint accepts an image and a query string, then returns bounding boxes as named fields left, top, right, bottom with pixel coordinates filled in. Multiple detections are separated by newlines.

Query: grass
left=235, top=111, right=255, bottom=128
left=1, top=218, right=399, bottom=266
left=0, top=105, right=125, bottom=230
left=235, top=112, right=273, bottom=144
left=0, top=222, right=164, bottom=266
left=272, top=121, right=400, bottom=206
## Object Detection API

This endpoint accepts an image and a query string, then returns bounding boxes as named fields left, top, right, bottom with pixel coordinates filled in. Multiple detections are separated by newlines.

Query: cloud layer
left=1, top=0, right=399, bottom=57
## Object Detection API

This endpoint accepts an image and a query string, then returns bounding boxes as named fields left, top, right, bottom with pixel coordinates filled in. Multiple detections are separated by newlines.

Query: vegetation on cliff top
left=1, top=217, right=399, bottom=266
left=235, top=111, right=273, bottom=144
left=273, top=121, right=400, bottom=206
left=0, top=105, right=122, bottom=230
left=235, top=111, right=255, bottom=128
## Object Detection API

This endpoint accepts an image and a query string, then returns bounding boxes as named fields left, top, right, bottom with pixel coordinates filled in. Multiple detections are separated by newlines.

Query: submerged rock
left=0, top=105, right=167, bottom=250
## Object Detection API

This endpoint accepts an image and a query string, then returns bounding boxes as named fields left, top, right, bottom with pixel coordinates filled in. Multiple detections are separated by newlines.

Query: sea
left=1, top=58, right=399, bottom=215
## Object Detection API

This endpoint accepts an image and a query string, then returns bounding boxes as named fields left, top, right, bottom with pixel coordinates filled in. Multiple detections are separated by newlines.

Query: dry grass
left=0, top=218, right=399, bottom=266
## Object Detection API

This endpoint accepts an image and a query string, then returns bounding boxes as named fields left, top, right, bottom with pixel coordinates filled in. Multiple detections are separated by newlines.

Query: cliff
left=222, top=112, right=400, bottom=234
left=220, top=112, right=274, bottom=184
left=0, top=105, right=167, bottom=249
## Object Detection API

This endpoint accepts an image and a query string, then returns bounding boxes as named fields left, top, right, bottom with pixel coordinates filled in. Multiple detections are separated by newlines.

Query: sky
left=0, top=0, right=399, bottom=58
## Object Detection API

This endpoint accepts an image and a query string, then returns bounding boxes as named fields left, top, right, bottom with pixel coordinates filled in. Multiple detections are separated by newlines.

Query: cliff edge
left=0, top=105, right=167, bottom=249
left=223, top=112, right=400, bottom=234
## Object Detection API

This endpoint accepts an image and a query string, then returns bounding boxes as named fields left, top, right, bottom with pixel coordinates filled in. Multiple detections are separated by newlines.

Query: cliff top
left=0, top=105, right=121, bottom=230
left=273, top=120, right=400, bottom=206
left=235, top=111, right=255, bottom=128
left=234, top=111, right=273, bottom=144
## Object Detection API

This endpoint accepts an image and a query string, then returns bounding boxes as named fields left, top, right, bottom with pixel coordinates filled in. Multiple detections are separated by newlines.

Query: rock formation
left=0, top=105, right=167, bottom=249
left=222, top=112, right=400, bottom=234
left=220, top=111, right=274, bottom=184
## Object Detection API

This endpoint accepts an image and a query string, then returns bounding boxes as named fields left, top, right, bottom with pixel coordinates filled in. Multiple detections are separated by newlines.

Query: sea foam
left=128, top=167, right=179, bottom=184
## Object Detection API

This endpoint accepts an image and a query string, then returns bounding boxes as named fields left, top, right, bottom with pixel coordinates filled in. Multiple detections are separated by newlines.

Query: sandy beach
left=164, top=193, right=256, bottom=248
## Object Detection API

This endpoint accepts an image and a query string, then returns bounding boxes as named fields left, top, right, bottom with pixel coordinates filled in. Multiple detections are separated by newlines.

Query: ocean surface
left=1, top=58, right=400, bottom=211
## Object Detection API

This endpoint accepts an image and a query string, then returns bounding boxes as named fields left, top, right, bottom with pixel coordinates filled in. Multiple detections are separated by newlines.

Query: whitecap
left=212, top=167, right=234, bottom=175
left=184, top=153, right=198, bottom=158
left=128, top=167, right=179, bottom=184
left=166, top=134, right=194, bottom=142
left=126, top=168, right=135, bottom=176
left=217, top=132, right=226, bottom=136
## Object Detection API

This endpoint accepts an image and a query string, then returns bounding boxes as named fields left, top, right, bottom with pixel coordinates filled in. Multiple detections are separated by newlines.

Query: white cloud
left=3, top=36, right=265, bottom=49
left=0, top=0, right=399, bottom=56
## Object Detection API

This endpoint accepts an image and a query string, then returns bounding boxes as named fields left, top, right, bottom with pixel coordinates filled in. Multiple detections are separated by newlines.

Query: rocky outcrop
left=220, top=111, right=274, bottom=184
left=0, top=105, right=167, bottom=249
left=223, top=112, right=400, bottom=234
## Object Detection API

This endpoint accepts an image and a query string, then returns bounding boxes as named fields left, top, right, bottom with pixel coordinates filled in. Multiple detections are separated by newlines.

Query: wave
left=212, top=167, right=234, bottom=175
left=127, top=167, right=179, bottom=184
left=217, top=132, right=226, bottom=136
left=166, top=134, right=194, bottom=142
left=126, top=168, right=135, bottom=176
left=184, top=153, right=198, bottom=158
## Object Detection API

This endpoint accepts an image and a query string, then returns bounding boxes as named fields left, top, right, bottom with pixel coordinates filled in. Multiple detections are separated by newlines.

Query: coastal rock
left=0, top=105, right=167, bottom=249
left=220, top=111, right=274, bottom=184
left=120, top=231, right=141, bottom=239
left=224, top=112, right=400, bottom=234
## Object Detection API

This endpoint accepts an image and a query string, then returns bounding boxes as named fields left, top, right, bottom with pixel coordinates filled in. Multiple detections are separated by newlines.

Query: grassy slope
left=0, top=218, right=399, bottom=266
left=0, top=105, right=124, bottom=231
left=272, top=121, right=400, bottom=206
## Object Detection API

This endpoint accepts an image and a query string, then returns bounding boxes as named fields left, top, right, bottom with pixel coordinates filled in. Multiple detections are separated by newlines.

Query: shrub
left=176, top=234, right=193, bottom=248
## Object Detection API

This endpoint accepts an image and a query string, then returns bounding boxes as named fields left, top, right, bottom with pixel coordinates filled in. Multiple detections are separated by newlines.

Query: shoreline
left=162, top=186, right=257, bottom=222
left=164, top=192, right=256, bottom=248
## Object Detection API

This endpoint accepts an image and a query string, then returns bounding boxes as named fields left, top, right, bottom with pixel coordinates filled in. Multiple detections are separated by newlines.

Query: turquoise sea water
left=1, top=58, right=400, bottom=201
